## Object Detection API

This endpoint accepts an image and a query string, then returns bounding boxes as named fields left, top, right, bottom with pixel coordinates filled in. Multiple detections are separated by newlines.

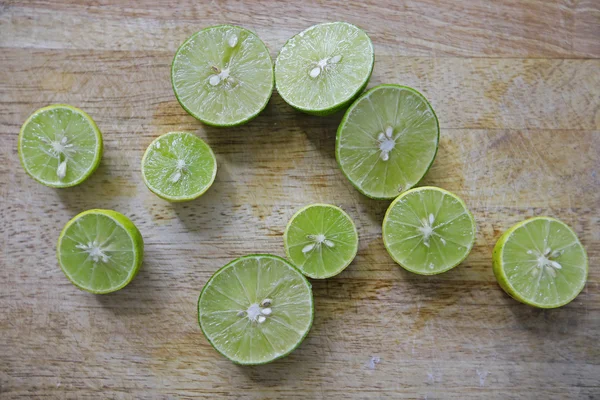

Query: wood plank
left=2, top=123, right=598, bottom=396
left=1, top=0, right=599, bottom=58
left=1, top=50, right=598, bottom=131
left=1, top=0, right=599, bottom=398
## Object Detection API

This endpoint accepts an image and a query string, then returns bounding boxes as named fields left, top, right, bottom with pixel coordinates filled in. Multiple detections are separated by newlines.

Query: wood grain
left=1, top=1, right=599, bottom=399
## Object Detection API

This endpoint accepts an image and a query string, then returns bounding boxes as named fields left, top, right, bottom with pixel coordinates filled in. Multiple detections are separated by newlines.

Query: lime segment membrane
left=275, top=22, right=374, bottom=115
left=141, top=132, right=217, bottom=202
left=57, top=209, right=144, bottom=294
left=382, top=187, right=476, bottom=275
left=336, top=84, right=439, bottom=199
left=493, top=217, right=588, bottom=308
left=198, top=255, right=313, bottom=365
left=18, top=104, right=103, bottom=188
left=172, top=25, right=274, bottom=126
left=284, top=204, right=358, bottom=279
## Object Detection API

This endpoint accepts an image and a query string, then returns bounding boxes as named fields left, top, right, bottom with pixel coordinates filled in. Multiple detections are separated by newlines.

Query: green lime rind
left=492, top=216, right=588, bottom=308
left=336, top=84, right=440, bottom=200
left=283, top=204, right=359, bottom=279
left=171, top=25, right=274, bottom=127
left=141, top=132, right=217, bottom=202
left=382, top=186, right=476, bottom=275
left=56, top=209, right=144, bottom=294
left=275, top=22, right=374, bottom=116
left=18, top=104, right=103, bottom=188
left=197, top=254, right=314, bottom=365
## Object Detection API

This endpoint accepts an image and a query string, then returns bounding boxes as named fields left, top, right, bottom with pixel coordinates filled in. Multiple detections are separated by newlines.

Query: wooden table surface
left=1, top=1, right=599, bottom=399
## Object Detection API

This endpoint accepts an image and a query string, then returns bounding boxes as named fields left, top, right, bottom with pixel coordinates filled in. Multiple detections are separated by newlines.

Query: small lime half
left=284, top=204, right=358, bottom=279
left=493, top=217, right=588, bottom=308
left=198, top=254, right=313, bottom=365
left=171, top=25, right=274, bottom=126
left=18, top=104, right=103, bottom=188
left=57, top=209, right=144, bottom=294
left=141, top=132, right=217, bottom=202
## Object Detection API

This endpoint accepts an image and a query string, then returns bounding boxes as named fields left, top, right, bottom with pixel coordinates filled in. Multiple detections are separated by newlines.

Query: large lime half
left=336, top=84, right=439, bottom=199
left=18, top=104, right=103, bottom=188
left=198, top=255, right=313, bottom=365
left=275, top=22, right=374, bottom=115
left=57, top=209, right=144, bottom=294
left=493, top=217, right=588, bottom=308
left=382, top=187, right=476, bottom=275
left=172, top=25, right=274, bottom=126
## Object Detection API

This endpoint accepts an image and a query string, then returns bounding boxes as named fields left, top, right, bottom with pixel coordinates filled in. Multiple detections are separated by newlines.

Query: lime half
left=284, top=204, right=358, bottom=279
left=382, top=187, right=476, bottom=275
left=275, top=22, right=374, bottom=115
left=336, top=84, right=439, bottom=199
left=198, top=255, right=313, bottom=365
left=18, top=104, right=103, bottom=188
left=57, top=209, right=144, bottom=294
left=141, top=132, right=217, bottom=202
left=172, top=25, right=274, bottom=126
left=493, top=217, right=588, bottom=308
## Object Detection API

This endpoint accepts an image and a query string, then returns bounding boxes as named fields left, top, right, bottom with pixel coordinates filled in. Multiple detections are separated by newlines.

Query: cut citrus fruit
left=171, top=25, right=274, bottom=126
left=336, top=84, right=439, bottom=199
left=275, top=22, right=374, bottom=115
left=493, top=217, right=588, bottom=308
left=18, top=104, right=103, bottom=188
left=141, top=132, right=217, bottom=202
left=198, top=254, right=313, bottom=365
left=382, top=186, right=476, bottom=275
left=57, top=209, right=144, bottom=294
left=284, top=204, right=358, bottom=279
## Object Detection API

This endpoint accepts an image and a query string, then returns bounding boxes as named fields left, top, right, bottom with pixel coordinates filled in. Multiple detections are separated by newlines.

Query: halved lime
left=336, top=84, right=439, bottom=199
left=493, top=217, right=588, bottom=308
left=284, top=204, right=358, bottom=279
left=18, top=104, right=103, bottom=188
left=198, top=254, right=313, bottom=365
left=57, top=209, right=144, bottom=294
left=382, top=186, right=476, bottom=275
left=141, top=132, right=217, bottom=202
left=275, top=22, right=374, bottom=115
left=171, top=25, right=274, bottom=126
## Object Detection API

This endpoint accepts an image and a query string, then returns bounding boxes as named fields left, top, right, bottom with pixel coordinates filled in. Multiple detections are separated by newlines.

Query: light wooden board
left=1, top=1, right=599, bottom=399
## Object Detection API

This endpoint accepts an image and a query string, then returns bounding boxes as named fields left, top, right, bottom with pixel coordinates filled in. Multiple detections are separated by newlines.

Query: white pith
left=43, top=134, right=75, bottom=180
left=377, top=126, right=396, bottom=161
left=239, top=298, right=273, bottom=324
left=302, top=233, right=335, bottom=254
left=208, top=35, right=238, bottom=87
left=76, top=240, right=110, bottom=264
left=418, top=213, right=437, bottom=248
left=170, top=159, right=188, bottom=183
left=527, top=247, right=563, bottom=278
left=308, top=54, right=342, bottom=79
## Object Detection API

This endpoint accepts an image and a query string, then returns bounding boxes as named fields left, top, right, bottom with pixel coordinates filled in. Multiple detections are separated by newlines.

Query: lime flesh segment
left=141, top=132, right=217, bottom=202
left=383, top=187, right=476, bottom=275
left=275, top=22, right=374, bottom=115
left=57, top=209, right=144, bottom=294
left=172, top=25, right=274, bottom=126
left=336, top=84, right=439, bottom=199
left=284, top=204, right=358, bottom=279
left=493, top=217, right=588, bottom=308
left=18, top=104, right=102, bottom=188
left=198, top=255, right=313, bottom=365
